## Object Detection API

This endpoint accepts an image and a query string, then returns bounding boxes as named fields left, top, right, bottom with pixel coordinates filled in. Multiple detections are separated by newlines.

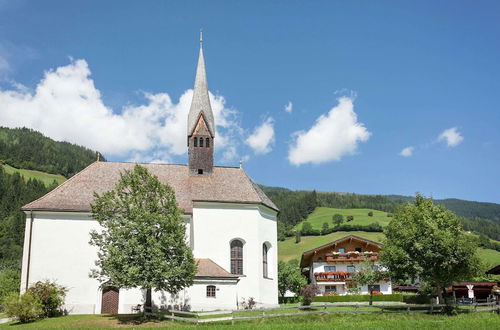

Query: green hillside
left=2, top=164, right=66, bottom=186
left=295, top=207, right=390, bottom=231
left=278, top=231, right=500, bottom=266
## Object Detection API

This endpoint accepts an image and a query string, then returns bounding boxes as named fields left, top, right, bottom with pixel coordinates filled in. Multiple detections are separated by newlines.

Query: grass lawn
left=2, top=164, right=66, bottom=186
left=477, top=248, right=500, bottom=267
left=294, top=207, right=391, bottom=231
left=278, top=231, right=385, bottom=262
left=1, top=312, right=499, bottom=329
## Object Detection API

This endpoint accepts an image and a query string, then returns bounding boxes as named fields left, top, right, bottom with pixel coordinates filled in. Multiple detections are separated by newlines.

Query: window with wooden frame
left=263, top=243, right=269, bottom=278
left=206, top=285, right=216, bottom=298
left=194, top=137, right=198, bottom=147
left=206, top=138, right=210, bottom=147
left=230, top=240, right=243, bottom=275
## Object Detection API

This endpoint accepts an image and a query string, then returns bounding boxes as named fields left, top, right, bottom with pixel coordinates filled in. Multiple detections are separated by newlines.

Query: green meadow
left=2, top=164, right=66, bottom=186
left=294, top=207, right=391, bottom=231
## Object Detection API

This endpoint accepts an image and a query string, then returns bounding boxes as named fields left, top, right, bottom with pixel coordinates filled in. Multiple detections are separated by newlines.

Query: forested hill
left=260, top=186, right=500, bottom=241
left=0, top=126, right=105, bottom=178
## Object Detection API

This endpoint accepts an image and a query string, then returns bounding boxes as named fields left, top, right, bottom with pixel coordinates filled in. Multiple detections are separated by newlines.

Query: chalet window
left=206, top=285, right=216, bottom=298
left=206, top=138, right=210, bottom=147
left=347, top=265, right=356, bottom=273
left=338, top=248, right=345, bottom=253
left=263, top=243, right=268, bottom=278
left=194, top=137, right=198, bottom=147
left=199, top=137, right=204, bottom=147
left=317, top=257, right=323, bottom=262
left=368, top=285, right=381, bottom=292
left=230, top=240, right=243, bottom=275
left=324, top=266, right=336, bottom=272
left=325, top=285, right=337, bottom=293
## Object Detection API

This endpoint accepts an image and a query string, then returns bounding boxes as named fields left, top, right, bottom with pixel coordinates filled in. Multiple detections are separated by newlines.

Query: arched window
left=230, top=240, right=243, bottom=275
left=206, top=285, right=216, bottom=298
left=194, top=137, right=198, bottom=147
left=206, top=138, right=210, bottom=147
left=199, top=137, right=204, bottom=147
left=263, top=243, right=269, bottom=278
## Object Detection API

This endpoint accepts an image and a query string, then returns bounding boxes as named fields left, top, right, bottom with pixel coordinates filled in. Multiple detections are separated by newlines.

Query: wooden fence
left=146, top=301, right=500, bottom=324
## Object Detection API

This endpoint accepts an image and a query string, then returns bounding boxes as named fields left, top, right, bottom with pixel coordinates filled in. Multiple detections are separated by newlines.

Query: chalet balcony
left=314, top=271, right=353, bottom=282
left=324, top=251, right=378, bottom=263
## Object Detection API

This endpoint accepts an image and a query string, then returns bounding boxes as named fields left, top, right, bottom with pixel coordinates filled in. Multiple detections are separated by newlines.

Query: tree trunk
left=145, top=288, right=152, bottom=315
left=369, top=289, right=373, bottom=306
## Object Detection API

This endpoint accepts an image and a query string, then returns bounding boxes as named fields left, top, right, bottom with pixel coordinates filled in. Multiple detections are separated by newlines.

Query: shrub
left=332, top=214, right=343, bottom=226
left=368, top=211, right=373, bottom=217
left=240, top=297, right=256, bottom=309
left=3, top=292, right=43, bottom=323
left=321, top=222, right=330, bottom=235
left=0, top=268, right=21, bottom=303
left=26, top=281, right=67, bottom=317
left=300, top=284, right=320, bottom=306
left=387, top=213, right=393, bottom=217
left=313, top=294, right=403, bottom=303
left=346, top=215, right=354, bottom=222
left=295, top=231, right=301, bottom=243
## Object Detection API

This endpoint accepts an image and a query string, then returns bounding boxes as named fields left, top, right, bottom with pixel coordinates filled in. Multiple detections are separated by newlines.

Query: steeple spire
left=187, top=31, right=215, bottom=138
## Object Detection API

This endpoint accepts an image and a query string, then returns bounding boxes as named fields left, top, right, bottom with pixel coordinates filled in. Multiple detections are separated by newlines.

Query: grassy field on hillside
left=294, top=207, right=391, bottom=231
left=2, top=164, right=66, bottom=186
left=278, top=231, right=500, bottom=266
left=2, top=311, right=499, bottom=329
left=478, top=248, right=500, bottom=267
left=278, top=231, right=385, bottom=262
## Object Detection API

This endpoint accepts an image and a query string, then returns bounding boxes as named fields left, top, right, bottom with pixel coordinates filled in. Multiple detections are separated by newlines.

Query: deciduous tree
left=278, top=260, right=306, bottom=298
left=90, top=165, right=196, bottom=313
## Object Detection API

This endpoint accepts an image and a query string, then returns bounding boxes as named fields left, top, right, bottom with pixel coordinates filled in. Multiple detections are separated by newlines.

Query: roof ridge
left=22, top=161, right=100, bottom=211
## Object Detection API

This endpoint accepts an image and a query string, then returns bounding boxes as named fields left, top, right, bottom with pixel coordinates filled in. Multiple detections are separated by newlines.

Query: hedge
left=313, top=294, right=403, bottom=303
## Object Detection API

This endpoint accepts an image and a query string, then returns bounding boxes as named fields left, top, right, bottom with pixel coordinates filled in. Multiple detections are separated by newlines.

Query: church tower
left=188, top=31, right=215, bottom=175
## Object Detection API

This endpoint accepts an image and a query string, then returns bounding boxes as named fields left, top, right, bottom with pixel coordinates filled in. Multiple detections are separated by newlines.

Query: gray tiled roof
left=195, top=258, right=239, bottom=278
left=22, top=162, right=278, bottom=213
left=187, top=46, right=215, bottom=137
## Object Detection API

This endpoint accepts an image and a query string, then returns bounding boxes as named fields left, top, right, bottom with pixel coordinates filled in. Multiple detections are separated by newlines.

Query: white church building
left=20, top=37, right=279, bottom=314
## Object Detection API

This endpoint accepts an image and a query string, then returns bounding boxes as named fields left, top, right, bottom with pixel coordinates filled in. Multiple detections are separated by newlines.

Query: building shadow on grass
left=105, top=314, right=163, bottom=325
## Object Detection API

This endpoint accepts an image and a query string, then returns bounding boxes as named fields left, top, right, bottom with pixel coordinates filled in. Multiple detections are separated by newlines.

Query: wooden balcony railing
left=314, top=271, right=353, bottom=282
left=324, top=252, right=378, bottom=263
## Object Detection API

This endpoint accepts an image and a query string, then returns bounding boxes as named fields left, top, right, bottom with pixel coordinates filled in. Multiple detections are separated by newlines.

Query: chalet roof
left=195, top=258, right=239, bottom=279
left=187, top=41, right=215, bottom=137
left=299, top=235, right=382, bottom=268
left=21, top=161, right=278, bottom=214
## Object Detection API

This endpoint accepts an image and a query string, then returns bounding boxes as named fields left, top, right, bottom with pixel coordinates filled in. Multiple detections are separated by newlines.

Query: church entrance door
left=101, top=287, right=119, bottom=314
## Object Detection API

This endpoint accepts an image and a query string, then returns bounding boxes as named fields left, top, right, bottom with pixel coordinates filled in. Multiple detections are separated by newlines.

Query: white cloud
left=438, top=127, right=464, bottom=147
left=288, top=97, right=370, bottom=165
left=400, top=146, right=414, bottom=157
left=245, top=117, right=275, bottom=155
left=284, top=101, right=293, bottom=113
left=0, top=59, right=241, bottom=162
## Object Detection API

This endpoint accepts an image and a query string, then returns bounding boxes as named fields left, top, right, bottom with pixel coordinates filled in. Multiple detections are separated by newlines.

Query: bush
left=0, top=268, right=21, bottom=303
left=3, top=292, right=43, bottom=323
left=26, top=281, right=67, bottom=317
left=346, top=215, right=354, bottom=222
left=313, top=293, right=403, bottom=303
left=368, top=212, right=373, bottom=217
left=387, top=213, right=393, bottom=217
left=332, top=214, right=343, bottom=226
left=321, top=222, right=330, bottom=235
left=301, top=284, right=320, bottom=306
left=401, top=293, right=432, bottom=304
left=278, top=296, right=301, bottom=304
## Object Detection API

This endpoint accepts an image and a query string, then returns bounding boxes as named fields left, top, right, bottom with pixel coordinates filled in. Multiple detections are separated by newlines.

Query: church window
left=206, top=138, right=210, bottom=147
left=194, top=137, right=198, bottom=147
left=230, top=240, right=243, bottom=275
left=206, top=285, right=216, bottom=298
left=199, top=137, right=204, bottom=147
left=263, top=243, right=268, bottom=278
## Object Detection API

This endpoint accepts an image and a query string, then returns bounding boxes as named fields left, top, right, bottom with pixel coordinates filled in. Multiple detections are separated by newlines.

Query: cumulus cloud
left=284, top=101, right=293, bottom=113
left=0, top=59, right=241, bottom=163
left=438, top=127, right=464, bottom=147
left=400, top=146, right=414, bottom=157
left=245, top=117, right=275, bottom=155
left=288, top=97, right=370, bottom=165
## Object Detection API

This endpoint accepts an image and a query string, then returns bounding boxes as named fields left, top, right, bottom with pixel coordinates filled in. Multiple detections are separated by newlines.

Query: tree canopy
left=90, top=165, right=196, bottom=310
left=277, top=260, right=306, bottom=298
left=380, top=194, right=481, bottom=299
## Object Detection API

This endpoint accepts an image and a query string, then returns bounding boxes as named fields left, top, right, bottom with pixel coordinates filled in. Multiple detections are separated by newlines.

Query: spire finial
left=200, top=28, right=203, bottom=46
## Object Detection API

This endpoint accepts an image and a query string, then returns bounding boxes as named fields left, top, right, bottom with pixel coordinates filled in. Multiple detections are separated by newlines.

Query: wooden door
left=101, top=287, right=119, bottom=314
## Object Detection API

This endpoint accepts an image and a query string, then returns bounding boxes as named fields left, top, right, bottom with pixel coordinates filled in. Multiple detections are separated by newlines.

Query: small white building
left=300, top=235, right=392, bottom=296
left=20, top=37, right=279, bottom=314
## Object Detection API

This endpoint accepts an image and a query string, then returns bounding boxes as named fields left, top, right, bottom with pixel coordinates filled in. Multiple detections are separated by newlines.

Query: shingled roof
left=195, top=258, right=239, bottom=279
left=22, top=161, right=278, bottom=214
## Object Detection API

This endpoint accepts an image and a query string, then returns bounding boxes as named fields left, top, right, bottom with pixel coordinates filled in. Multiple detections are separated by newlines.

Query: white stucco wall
left=21, top=202, right=277, bottom=314
left=191, top=202, right=278, bottom=307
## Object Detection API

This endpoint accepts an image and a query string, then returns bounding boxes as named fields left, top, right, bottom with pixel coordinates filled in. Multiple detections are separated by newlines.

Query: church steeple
left=188, top=30, right=214, bottom=175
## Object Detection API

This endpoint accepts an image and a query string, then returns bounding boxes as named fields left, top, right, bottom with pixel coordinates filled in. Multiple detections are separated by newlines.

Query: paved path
left=0, top=317, right=12, bottom=325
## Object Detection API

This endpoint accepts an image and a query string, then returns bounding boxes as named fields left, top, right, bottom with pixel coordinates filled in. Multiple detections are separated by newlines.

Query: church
left=19, top=36, right=279, bottom=314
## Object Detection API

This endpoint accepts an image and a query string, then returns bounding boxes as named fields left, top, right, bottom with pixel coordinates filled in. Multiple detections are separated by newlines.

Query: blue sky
left=1, top=1, right=499, bottom=203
